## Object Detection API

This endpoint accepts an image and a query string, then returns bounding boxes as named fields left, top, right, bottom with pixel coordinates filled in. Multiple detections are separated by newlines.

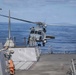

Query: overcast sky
left=0, top=0, right=76, bottom=25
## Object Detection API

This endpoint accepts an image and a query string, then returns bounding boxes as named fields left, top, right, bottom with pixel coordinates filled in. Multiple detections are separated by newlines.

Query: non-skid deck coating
left=15, top=54, right=76, bottom=75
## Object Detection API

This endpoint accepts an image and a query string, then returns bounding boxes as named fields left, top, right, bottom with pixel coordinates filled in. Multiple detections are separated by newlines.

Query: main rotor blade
left=0, top=8, right=2, bottom=10
left=0, top=14, right=35, bottom=24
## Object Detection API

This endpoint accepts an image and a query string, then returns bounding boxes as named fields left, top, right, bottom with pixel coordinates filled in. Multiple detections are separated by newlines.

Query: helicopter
left=0, top=12, right=55, bottom=46
left=28, top=22, right=47, bottom=46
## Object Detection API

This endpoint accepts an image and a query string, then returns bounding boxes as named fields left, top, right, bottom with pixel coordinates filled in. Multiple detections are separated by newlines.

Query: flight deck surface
left=15, top=54, right=76, bottom=75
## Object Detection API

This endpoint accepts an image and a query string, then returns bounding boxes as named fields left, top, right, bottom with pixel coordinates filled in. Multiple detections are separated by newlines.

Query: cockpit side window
left=35, top=31, right=37, bottom=34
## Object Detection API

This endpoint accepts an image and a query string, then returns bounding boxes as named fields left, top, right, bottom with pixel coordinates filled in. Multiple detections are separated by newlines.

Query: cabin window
left=43, top=28, right=46, bottom=32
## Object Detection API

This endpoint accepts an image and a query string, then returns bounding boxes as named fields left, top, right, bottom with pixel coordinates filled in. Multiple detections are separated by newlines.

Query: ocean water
left=0, top=22, right=76, bottom=53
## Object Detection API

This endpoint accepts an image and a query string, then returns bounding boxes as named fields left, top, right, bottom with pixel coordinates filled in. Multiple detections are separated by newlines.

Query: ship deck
left=15, top=54, right=76, bottom=75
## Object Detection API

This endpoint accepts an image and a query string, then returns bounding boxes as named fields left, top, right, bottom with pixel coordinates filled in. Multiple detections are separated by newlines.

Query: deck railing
left=71, top=59, right=76, bottom=75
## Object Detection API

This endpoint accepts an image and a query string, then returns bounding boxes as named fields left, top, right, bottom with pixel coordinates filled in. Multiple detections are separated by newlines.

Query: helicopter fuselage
left=29, top=26, right=46, bottom=46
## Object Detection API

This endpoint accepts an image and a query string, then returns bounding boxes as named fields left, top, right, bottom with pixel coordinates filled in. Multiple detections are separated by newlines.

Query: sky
left=0, top=0, right=76, bottom=25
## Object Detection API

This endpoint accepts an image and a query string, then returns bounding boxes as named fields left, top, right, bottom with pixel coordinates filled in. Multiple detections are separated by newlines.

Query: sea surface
left=0, top=22, right=76, bottom=53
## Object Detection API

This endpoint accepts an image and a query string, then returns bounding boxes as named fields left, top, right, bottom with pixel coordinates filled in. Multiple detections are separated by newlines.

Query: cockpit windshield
left=30, top=30, right=34, bottom=34
left=30, top=30, right=41, bottom=35
left=38, top=31, right=41, bottom=35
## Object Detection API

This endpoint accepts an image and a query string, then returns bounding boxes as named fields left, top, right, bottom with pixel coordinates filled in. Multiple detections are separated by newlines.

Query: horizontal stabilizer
left=46, top=35, right=55, bottom=39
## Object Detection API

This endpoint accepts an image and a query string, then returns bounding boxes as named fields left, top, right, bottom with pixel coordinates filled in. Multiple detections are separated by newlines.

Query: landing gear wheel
left=38, top=44, right=41, bottom=46
left=39, top=36, right=42, bottom=41
left=42, top=42, right=45, bottom=46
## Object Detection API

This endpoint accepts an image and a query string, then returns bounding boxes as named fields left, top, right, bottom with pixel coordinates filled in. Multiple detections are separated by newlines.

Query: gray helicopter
left=0, top=13, right=55, bottom=46
left=28, top=22, right=47, bottom=46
